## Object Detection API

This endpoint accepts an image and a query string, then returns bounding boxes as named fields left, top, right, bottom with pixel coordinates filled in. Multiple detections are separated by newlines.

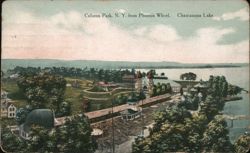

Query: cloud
left=147, top=25, right=180, bottom=42
left=2, top=10, right=249, bottom=63
left=212, top=7, right=249, bottom=21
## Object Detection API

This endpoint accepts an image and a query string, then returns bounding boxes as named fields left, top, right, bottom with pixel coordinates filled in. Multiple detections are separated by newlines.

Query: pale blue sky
left=2, top=0, right=249, bottom=63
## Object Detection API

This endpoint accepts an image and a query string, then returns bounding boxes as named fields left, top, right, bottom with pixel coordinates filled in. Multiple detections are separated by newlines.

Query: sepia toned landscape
left=1, top=1, right=249, bottom=153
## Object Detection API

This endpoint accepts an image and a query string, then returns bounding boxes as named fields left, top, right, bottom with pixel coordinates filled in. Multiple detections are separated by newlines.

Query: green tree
left=202, top=115, right=233, bottom=152
left=199, top=96, right=220, bottom=121
left=25, top=87, right=48, bottom=109
left=60, top=115, right=97, bottom=153
left=222, top=81, right=229, bottom=97
left=82, top=97, right=90, bottom=112
left=27, top=125, right=58, bottom=153
left=17, top=73, right=68, bottom=116
left=16, top=107, right=31, bottom=125
left=228, top=84, right=242, bottom=96
left=56, top=101, right=71, bottom=116
left=166, top=83, right=172, bottom=93
left=25, top=114, right=97, bottom=153
left=1, top=125, right=27, bottom=152
left=133, top=105, right=193, bottom=153
left=180, top=72, right=197, bottom=81
left=234, top=134, right=250, bottom=153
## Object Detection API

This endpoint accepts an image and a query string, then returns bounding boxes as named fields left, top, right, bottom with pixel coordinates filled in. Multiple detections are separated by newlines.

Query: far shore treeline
left=1, top=59, right=249, bottom=71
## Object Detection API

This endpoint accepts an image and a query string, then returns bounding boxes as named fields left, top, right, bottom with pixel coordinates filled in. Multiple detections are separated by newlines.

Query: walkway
left=223, top=115, right=250, bottom=120
left=55, top=94, right=171, bottom=125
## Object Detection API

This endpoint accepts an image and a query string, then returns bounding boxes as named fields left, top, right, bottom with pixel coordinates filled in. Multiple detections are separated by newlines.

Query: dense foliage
left=9, top=66, right=135, bottom=82
left=180, top=72, right=197, bottom=80
left=1, top=126, right=27, bottom=152
left=207, top=75, right=242, bottom=97
left=2, top=114, right=97, bottom=153
left=234, top=134, right=250, bottom=153
left=132, top=104, right=233, bottom=153
left=202, top=116, right=233, bottom=152
left=132, top=75, right=241, bottom=153
left=16, top=72, right=70, bottom=124
left=150, top=82, right=172, bottom=97
left=15, top=106, right=33, bottom=125
left=57, top=115, right=97, bottom=153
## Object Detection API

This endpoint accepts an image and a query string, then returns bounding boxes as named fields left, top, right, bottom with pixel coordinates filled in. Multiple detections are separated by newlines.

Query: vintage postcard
left=1, top=0, right=249, bottom=153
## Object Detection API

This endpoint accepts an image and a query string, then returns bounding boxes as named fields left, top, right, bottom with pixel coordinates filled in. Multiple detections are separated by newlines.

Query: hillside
left=1, top=59, right=248, bottom=71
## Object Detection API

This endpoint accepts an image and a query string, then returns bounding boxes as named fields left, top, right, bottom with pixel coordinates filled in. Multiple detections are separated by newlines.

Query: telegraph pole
left=111, top=93, right=115, bottom=153
left=140, top=90, right=144, bottom=137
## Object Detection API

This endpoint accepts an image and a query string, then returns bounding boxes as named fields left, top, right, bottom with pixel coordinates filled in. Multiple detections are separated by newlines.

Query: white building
left=135, top=77, right=143, bottom=92
left=7, top=103, right=17, bottom=118
left=135, top=77, right=154, bottom=93
left=1, top=90, right=17, bottom=118
left=1, top=101, right=17, bottom=118
left=9, top=73, right=19, bottom=79
left=121, top=107, right=142, bottom=121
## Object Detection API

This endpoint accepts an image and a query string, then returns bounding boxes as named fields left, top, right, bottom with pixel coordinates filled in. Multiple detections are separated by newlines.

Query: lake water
left=138, top=67, right=250, bottom=142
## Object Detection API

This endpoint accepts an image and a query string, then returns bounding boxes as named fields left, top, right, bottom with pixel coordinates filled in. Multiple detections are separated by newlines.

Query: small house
left=120, top=107, right=142, bottom=121
left=1, top=100, right=17, bottom=118
left=7, top=103, right=17, bottom=118
left=1, top=90, right=8, bottom=99
left=122, top=74, right=135, bottom=83
left=9, top=73, right=19, bottom=79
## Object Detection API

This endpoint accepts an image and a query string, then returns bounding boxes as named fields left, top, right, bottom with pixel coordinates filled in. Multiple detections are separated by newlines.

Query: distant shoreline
left=1, top=59, right=249, bottom=70
left=123, top=65, right=247, bottom=69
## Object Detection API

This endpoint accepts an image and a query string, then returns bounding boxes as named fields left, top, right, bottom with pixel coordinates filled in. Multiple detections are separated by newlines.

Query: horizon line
left=1, top=58, right=249, bottom=65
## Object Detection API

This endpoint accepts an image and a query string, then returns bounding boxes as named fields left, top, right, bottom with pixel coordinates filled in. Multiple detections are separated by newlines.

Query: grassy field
left=1, top=80, right=27, bottom=108
left=64, top=78, right=93, bottom=114
left=64, top=86, right=84, bottom=114
left=1, top=78, right=134, bottom=115
left=65, top=77, right=93, bottom=89
left=1, top=78, right=91, bottom=114
left=65, top=87, right=134, bottom=113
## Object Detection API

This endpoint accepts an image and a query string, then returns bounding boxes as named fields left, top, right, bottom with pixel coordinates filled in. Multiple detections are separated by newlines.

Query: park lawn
left=65, top=77, right=93, bottom=89
left=64, top=86, right=84, bottom=115
left=64, top=78, right=93, bottom=114
left=1, top=81, right=27, bottom=108
left=64, top=86, right=135, bottom=113
left=1, top=78, right=135, bottom=114
left=64, top=86, right=112, bottom=113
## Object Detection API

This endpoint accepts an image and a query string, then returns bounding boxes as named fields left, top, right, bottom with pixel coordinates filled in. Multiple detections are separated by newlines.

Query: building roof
left=194, top=83, right=208, bottom=88
left=120, top=108, right=139, bottom=115
left=153, top=79, right=181, bottom=87
left=23, top=109, right=54, bottom=132
left=153, top=75, right=168, bottom=79
left=98, top=81, right=118, bottom=87
left=1, top=101, right=15, bottom=109
left=140, top=77, right=153, bottom=86
left=7, top=102, right=15, bottom=108
left=122, top=74, right=135, bottom=79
